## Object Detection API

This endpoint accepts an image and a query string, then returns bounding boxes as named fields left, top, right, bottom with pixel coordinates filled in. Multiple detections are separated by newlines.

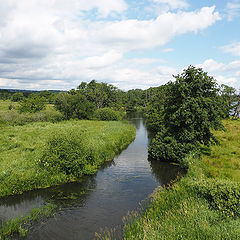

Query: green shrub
left=93, top=108, right=124, bottom=121
left=188, top=179, right=240, bottom=218
left=40, top=130, right=97, bottom=177
left=0, top=109, right=64, bottom=125
left=18, top=96, right=46, bottom=113
left=148, top=130, right=197, bottom=163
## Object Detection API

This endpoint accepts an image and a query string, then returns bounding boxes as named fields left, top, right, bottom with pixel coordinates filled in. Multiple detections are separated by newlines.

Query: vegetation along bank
left=0, top=120, right=136, bottom=197
left=102, top=66, right=240, bottom=239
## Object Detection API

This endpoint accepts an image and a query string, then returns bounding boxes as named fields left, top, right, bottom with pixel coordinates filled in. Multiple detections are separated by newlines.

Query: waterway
left=0, top=113, right=182, bottom=239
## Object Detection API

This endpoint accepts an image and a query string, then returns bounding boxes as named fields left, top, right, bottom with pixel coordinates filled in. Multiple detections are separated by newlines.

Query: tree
left=219, top=84, right=237, bottom=117
left=12, top=92, right=24, bottom=102
left=18, top=96, right=46, bottom=113
left=54, top=92, right=94, bottom=120
left=149, top=66, right=224, bottom=162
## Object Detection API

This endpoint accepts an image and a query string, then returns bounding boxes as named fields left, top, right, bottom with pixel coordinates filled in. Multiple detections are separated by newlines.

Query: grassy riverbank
left=119, top=119, right=240, bottom=240
left=0, top=120, right=136, bottom=197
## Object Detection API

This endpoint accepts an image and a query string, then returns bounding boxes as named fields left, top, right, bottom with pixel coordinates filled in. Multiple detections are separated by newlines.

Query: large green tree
left=149, top=66, right=224, bottom=162
left=54, top=92, right=94, bottom=120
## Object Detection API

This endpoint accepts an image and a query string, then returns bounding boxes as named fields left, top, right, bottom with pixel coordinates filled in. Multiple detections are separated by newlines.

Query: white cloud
left=0, top=1, right=221, bottom=90
left=151, top=0, right=189, bottom=10
left=215, top=75, right=237, bottom=84
left=195, top=58, right=240, bottom=89
left=226, top=1, right=240, bottom=21
left=221, top=41, right=240, bottom=56
left=196, top=59, right=224, bottom=72
left=162, top=48, right=174, bottom=52
left=83, top=50, right=122, bottom=69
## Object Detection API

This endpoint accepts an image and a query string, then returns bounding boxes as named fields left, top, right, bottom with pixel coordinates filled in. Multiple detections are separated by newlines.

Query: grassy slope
left=121, top=119, right=240, bottom=240
left=202, top=119, right=240, bottom=182
left=0, top=120, right=136, bottom=197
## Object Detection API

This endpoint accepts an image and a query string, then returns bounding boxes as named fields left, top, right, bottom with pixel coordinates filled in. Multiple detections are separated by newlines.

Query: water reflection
left=0, top=114, right=182, bottom=240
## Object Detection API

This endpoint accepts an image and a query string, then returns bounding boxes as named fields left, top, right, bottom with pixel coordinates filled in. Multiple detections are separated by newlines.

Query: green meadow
left=0, top=119, right=136, bottom=197
left=117, top=119, right=240, bottom=240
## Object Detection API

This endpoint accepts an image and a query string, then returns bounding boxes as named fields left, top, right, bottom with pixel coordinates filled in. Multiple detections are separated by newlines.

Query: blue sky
left=0, top=0, right=239, bottom=91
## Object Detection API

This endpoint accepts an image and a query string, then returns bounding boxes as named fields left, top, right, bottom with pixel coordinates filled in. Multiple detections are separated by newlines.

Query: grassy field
left=202, top=119, right=240, bottom=182
left=0, top=100, right=64, bottom=125
left=106, top=119, right=240, bottom=240
left=0, top=120, right=136, bottom=197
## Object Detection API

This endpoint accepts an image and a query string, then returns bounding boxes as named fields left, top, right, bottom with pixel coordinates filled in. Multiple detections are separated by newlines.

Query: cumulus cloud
left=196, top=59, right=224, bottom=72
left=195, top=58, right=240, bottom=88
left=221, top=41, right=240, bottom=56
left=0, top=1, right=221, bottom=90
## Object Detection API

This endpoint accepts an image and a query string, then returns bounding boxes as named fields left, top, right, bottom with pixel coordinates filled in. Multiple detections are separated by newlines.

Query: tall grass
left=99, top=119, right=240, bottom=240
left=0, top=100, right=64, bottom=125
left=0, top=120, right=135, bottom=197
left=0, top=203, right=56, bottom=239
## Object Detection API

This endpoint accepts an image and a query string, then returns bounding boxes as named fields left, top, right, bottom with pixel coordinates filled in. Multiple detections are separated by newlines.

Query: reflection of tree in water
left=148, top=157, right=184, bottom=186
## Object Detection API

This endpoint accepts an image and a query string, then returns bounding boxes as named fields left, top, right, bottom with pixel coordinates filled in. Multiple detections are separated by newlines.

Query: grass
left=0, top=100, right=64, bottom=125
left=0, top=203, right=56, bottom=239
left=202, top=119, right=240, bottom=182
left=98, top=119, right=240, bottom=240
left=0, top=120, right=136, bottom=197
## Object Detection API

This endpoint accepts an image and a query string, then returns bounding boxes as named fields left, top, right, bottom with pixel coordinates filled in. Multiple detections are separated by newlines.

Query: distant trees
left=54, top=93, right=94, bottom=120
left=219, top=84, right=238, bottom=118
left=12, top=92, right=25, bottom=102
left=54, top=81, right=127, bottom=120
left=149, top=66, right=225, bottom=162
left=18, top=95, right=47, bottom=113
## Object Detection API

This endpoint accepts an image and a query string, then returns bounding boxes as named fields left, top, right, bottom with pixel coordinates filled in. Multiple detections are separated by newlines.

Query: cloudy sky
left=0, top=0, right=240, bottom=91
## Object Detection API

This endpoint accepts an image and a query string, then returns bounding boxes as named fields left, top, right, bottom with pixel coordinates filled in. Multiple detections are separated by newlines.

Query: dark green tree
left=149, top=66, right=224, bottom=162
left=54, top=92, right=94, bottom=120
left=219, top=84, right=237, bottom=117
left=12, top=92, right=24, bottom=102
left=18, top=96, right=46, bottom=113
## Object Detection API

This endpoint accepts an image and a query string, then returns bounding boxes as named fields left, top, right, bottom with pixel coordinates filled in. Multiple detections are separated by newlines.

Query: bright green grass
left=0, top=120, right=135, bottom=197
left=202, top=119, right=240, bottom=182
left=102, top=120, right=240, bottom=240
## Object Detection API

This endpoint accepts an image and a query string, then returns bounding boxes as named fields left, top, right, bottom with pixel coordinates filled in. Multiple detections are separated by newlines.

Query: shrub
left=93, top=108, right=124, bottom=121
left=18, top=96, right=46, bottom=113
left=40, top=130, right=97, bottom=177
left=54, top=93, right=94, bottom=120
left=148, top=130, right=197, bottom=163
left=188, top=179, right=240, bottom=218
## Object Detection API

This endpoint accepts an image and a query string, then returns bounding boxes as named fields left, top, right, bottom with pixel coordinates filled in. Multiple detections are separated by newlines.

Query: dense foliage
left=149, top=66, right=225, bottom=162
left=54, top=93, right=95, bottom=120
left=93, top=107, right=125, bottom=121
left=18, top=95, right=47, bottom=113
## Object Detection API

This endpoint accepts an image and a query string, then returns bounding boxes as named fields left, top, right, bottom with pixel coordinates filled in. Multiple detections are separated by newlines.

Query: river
left=0, top=113, right=182, bottom=239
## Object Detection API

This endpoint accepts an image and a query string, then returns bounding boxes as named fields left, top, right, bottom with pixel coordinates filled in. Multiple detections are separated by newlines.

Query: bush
left=18, top=96, right=46, bottom=113
left=0, top=109, right=64, bottom=125
left=188, top=179, right=240, bottom=218
left=40, top=130, right=97, bottom=177
left=54, top=93, right=94, bottom=120
left=148, top=130, right=197, bottom=163
left=93, top=108, right=124, bottom=121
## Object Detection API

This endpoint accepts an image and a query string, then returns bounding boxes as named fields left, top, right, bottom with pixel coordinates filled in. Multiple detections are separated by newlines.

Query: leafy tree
left=54, top=92, right=94, bottom=120
left=12, top=92, right=24, bottom=102
left=149, top=66, right=224, bottom=162
left=18, top=96, right=46, bottom=113
left=219, top=84, right=237, bottom=117
left=144, top=85, right=169, bottom=133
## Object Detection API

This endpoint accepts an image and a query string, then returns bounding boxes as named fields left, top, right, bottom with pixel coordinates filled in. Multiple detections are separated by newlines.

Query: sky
left=0, top=0, right=240, bottom=91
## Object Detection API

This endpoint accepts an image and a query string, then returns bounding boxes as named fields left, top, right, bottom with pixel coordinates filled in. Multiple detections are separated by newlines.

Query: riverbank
left=121, top=119, right=240, bottom=239
left=0, top=120, right=136, bottom=198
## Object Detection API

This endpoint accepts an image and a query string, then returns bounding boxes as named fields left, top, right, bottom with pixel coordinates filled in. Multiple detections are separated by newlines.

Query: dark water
left=0, top=114, right=182, bottom=239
